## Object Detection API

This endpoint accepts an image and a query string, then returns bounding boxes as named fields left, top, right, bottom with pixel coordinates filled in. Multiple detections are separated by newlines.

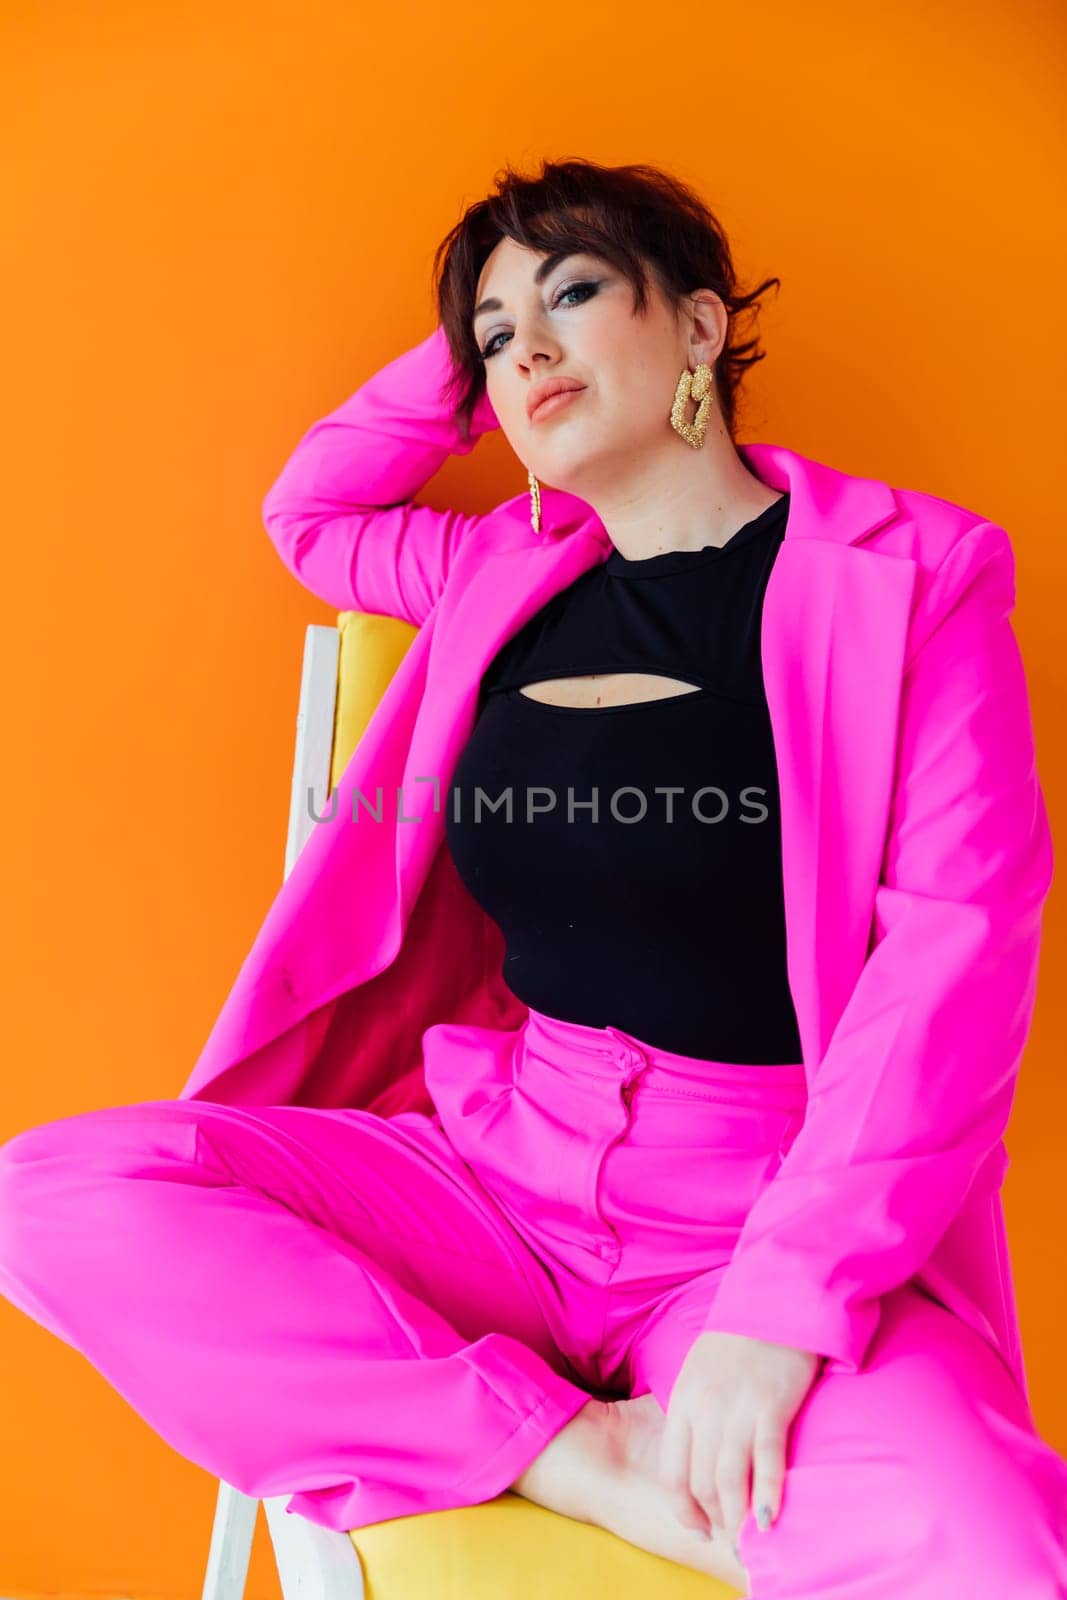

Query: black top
left=443, top=492, right=804, bottom=1064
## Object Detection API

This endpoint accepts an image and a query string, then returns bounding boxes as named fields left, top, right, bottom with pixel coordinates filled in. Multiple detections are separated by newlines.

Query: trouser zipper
left=592, top=1070, right=645, bottom=1256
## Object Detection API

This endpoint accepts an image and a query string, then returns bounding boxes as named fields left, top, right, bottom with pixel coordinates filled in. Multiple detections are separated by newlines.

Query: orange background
left=2, top=1, right=1064, bottom=1594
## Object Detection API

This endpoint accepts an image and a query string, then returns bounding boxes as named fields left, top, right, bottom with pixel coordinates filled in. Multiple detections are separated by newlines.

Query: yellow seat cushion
left=334, top=611, right=743, bottom=1598
left=349, top=1491, right=742, bottom=1598
left=330, top=610, right=418, bottom=789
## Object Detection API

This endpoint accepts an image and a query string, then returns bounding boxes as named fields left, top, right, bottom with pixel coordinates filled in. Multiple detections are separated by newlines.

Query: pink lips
left=529, top=386, right=586, bottom=423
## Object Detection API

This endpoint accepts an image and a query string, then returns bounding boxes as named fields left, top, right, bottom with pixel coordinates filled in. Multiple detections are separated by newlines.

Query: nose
left=507, top=325, right=562, bottom=371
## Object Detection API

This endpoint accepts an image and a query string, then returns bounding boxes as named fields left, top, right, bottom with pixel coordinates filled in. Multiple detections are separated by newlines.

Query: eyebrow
left=472, top=250, right=586, bottom=326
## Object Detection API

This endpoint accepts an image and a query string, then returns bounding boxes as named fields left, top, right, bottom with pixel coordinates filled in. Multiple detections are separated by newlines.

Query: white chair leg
left=201, top=1480, right=259, bottom=1600
left=262, top=1494, right=366, bottom=1600
left=203, top=624, right=360, bottom=1600
left=199, top=626, right=355, bottom=1600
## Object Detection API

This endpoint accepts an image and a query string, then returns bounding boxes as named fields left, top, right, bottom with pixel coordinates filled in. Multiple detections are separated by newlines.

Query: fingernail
left=757, top=1503, right=772, bottom=1531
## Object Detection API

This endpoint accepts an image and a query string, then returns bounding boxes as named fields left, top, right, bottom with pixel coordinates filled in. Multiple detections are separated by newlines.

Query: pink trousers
left=2, top=1004, right=1066, bottom=1596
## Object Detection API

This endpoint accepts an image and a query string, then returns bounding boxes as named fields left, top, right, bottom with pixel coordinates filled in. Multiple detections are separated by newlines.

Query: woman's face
left=471, top=236, right=724, bottom=499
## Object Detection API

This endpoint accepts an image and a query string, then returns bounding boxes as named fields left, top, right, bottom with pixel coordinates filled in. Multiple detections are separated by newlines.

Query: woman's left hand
left=658, top=1329, right=822, bottom=1547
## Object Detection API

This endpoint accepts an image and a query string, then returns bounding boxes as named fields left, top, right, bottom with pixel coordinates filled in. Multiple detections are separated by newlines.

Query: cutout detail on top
left=517, top=672, right=703, bottom=710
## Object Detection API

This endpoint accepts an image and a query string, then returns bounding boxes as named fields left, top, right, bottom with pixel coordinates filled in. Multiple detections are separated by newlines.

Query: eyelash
left=478, top=280, right=601, bottom=361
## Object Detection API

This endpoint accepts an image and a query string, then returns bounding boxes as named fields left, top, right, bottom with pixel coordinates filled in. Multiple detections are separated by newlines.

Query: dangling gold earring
left=669, top=362, right=715, bottom=449
left=528, top=468, right=542, bottom=534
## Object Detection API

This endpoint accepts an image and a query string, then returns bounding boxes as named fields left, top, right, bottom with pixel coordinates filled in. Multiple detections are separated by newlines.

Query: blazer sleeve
left=699, top=517, right=1055, bottom=1373
left=260, top=324, right=499, bottom=626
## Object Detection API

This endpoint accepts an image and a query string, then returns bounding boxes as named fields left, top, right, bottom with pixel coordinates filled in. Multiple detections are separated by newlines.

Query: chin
left=541, top=450, right=613, bottom=497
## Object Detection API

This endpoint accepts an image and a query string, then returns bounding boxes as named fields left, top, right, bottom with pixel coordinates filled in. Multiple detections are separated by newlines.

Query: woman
left=2, top=158, right=1065, bottom=1596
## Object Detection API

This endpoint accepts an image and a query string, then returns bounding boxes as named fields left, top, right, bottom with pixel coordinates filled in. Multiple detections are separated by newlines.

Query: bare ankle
left=509, top=1397, right=616, bottom=1522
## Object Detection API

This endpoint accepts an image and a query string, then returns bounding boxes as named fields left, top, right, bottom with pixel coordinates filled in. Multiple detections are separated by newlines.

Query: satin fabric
left=177, top=325, right=1055, bottom=1423
left=2, top=1006, right=1066, bottom=1594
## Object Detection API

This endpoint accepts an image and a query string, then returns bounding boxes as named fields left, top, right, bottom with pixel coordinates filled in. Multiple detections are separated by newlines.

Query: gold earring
left=669, top=362, right=714, bottom=449
left=528, top=468, right=542, bottom=534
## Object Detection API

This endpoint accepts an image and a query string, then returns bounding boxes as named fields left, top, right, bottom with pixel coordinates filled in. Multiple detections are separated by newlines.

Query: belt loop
left=605, top=1026, right=646, bottom=1074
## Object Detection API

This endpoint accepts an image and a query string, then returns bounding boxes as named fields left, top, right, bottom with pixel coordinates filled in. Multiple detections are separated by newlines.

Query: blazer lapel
left=744, top=443, right=916, bottom=1065
left=395, top=441, right=916, bottom=1076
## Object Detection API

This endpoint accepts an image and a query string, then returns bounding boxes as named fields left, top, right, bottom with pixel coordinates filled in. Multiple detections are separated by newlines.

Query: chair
left=201, top=611, right=743, bottom=1600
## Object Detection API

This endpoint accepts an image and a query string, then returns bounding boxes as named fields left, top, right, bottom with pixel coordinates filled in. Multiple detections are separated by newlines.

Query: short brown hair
left=432, top=156, right=781, bottom=447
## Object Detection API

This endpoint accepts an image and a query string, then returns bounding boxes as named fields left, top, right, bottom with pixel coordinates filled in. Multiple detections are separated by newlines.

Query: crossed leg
left=0, top=1097, right=595, bottom=1532
left=7, top=1097, right=1062, bottom=1592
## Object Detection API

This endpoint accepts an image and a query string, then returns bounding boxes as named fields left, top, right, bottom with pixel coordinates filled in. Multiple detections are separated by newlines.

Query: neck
left=569, top=424, right=782, bottom=560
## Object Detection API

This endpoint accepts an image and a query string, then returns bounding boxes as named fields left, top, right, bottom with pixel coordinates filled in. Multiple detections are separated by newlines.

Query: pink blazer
left=179, top=325, right=1054, bottom=1418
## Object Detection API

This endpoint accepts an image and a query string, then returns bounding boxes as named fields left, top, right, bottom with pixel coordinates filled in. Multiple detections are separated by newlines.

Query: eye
left=478, top=280, right=601, bottom=361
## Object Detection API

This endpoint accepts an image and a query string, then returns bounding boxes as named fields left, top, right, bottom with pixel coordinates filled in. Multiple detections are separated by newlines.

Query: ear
left=688, top=289, right=728, bottom=367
